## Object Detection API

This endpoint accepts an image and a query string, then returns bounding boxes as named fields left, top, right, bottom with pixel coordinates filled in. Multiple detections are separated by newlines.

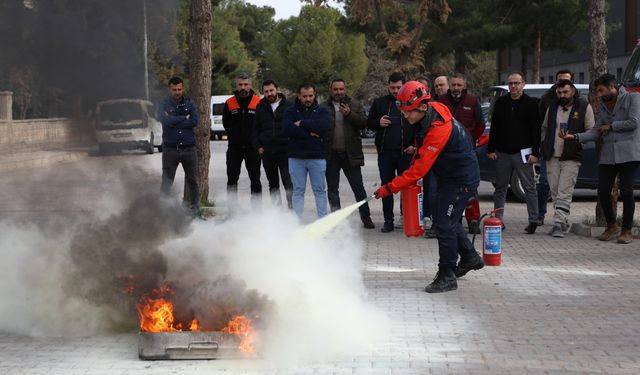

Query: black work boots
left=424, top=267, right=457, bottom=293
left=454, top=252, right=485, bottom=278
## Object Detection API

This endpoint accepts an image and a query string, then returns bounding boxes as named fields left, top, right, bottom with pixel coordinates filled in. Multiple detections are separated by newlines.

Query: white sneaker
left=550, top=224, right=565, bottom=238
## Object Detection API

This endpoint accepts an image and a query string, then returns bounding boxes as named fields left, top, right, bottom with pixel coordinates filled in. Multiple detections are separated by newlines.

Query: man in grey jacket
left=322, top=79, right=375, bottom=229
left=561, top=73, right=640, bottom=244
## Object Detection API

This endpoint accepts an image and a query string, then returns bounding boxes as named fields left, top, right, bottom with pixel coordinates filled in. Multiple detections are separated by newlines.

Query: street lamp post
left=143, top=0, right=149, bottom=100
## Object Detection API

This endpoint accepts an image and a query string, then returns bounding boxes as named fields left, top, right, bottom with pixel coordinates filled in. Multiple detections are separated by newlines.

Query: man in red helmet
left=374, top=81, right=484, bottom=293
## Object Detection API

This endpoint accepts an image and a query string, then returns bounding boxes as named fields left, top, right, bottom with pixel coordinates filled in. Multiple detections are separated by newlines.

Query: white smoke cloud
left=0, top=222, right=126, bottom=336
left=0, top=192, right=388, bottom=366
left=164, top=207, right=389, bottom=365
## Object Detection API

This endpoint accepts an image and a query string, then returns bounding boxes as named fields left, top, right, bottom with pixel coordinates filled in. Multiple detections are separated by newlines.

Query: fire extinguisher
left=401, top=182, right=424, bottom=237
left=473, top=208, right=504, bottom=266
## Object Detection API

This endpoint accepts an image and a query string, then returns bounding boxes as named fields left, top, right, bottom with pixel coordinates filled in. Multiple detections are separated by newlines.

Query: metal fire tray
left=138, top=331, right=244, bottom=360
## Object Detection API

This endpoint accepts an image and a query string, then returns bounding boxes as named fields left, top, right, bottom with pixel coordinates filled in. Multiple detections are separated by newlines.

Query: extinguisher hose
left=472, top=212, right=490, bottom=246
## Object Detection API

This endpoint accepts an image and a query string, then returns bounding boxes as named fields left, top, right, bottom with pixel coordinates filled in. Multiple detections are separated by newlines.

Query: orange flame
left=137, top=285, right=188, bottom=332
left=137, top=296, right=179, bottom=332
left=222, top=315, right=254, bottom=353
left=189, top=319, right=200, bottom=331
left=134, top=284, right=257, bottom=354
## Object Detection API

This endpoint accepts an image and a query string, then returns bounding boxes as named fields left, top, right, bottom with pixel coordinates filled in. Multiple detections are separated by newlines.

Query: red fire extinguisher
left=473, top=209, right=504, bottom=266
left=401, top=183, right=424, bottom=237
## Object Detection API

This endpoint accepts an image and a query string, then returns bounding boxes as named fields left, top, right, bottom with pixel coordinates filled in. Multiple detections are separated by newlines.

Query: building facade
left=497, top=0, right=639, bottom=84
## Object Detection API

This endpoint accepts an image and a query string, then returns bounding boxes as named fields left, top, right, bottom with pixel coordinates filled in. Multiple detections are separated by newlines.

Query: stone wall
left=0, top=118, right=90, bottom=154
left=0, top=91, right=93, bottom=154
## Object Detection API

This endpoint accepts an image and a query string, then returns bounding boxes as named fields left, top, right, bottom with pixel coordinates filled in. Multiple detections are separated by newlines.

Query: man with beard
left=321, top=79, right=374, bottom=228
left=252, top=80, right=293, bottom=208
left=159, top=76, right=200, bottom=217
left=283, top=83, right=330, bottom=220
left=540, top=79, right=594, bottom=237
left=561, top=74, right=640, bottom=244
left=223, top=72, right=262, bottom=206
left=536, top=69, right=574, bottom=226
left=367, top=72, right=416, bottom=232
left=438, top=73, right=485, bottom=234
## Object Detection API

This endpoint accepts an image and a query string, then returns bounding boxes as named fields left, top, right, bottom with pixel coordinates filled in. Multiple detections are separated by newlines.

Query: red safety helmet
left=396, top=81, right=431, bottom=111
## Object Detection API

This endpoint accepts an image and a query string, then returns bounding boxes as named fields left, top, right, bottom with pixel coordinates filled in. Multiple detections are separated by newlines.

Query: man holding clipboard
left=487, top=72, right=542, bottom=234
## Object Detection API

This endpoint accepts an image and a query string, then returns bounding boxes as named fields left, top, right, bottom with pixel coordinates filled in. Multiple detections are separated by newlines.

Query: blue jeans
left=289, top=158, right=327, bottom=219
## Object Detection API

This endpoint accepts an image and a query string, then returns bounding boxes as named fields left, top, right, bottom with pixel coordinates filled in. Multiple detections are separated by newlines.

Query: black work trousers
left=326, top=150, right=370, bottom=218
left=262, top=148, right=293, bottom=207
left=434, top=183, right=478, bottom=268
left=161, top=145, right=200, bottom=209
left=226, top=145, right=262, bottom=193
left=377, top=149, right=412, bottom=224
left=598, top=161, right=639, bottom=230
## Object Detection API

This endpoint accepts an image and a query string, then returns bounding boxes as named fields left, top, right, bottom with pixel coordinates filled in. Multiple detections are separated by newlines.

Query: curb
left=570, top=222, right=640, bottom=238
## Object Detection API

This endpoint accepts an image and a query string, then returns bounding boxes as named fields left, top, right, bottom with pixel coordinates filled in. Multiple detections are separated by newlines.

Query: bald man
left=434, top=76, right=449, bottom=98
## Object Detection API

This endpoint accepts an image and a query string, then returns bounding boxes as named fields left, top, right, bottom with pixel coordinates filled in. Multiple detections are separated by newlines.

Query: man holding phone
left=321, top=79, right=374, bottom=229
left=540, top=79, right=594, bottom=237
left=367, top=72, right=417, bottom=232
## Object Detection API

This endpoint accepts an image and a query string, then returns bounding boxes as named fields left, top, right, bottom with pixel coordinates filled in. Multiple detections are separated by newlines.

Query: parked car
left=210, top=95, right=232, bottom=140
left=622, top=39, right=640, bottom=92
left=476, top=84, right=640, bottom=202
left=94, top=99, right=162, bottom=154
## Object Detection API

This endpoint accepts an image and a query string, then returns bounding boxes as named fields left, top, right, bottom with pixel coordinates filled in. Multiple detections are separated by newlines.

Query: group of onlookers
left=156, top=68, right=639, bottom=245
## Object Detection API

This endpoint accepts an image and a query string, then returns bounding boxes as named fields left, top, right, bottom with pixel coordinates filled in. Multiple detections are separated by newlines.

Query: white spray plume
left=165, top=206, right=389, bottom=366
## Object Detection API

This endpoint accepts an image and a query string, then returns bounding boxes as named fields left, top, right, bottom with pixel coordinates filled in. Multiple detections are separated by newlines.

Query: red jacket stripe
left=389, top=114, right=452, bottom=193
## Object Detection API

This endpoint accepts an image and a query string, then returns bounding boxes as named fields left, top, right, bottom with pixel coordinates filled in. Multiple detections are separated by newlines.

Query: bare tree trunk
left=520, top=47, right=528, bottom=80
left=532, top=29, right=541, bottom=84
left=186, top=0, right=212, bottom=205
left=588, top=0, right=613, bottom=226
left=454, top=50, right=467, bottom=74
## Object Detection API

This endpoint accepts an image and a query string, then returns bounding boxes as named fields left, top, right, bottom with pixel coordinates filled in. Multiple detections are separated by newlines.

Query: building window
left=617, top=67, right=623, bottom=81
left=549, top=75, right=554, bottom=83
left=579, top=72, right=585, bottom=84
left=540, top=76, right=545, bottom=83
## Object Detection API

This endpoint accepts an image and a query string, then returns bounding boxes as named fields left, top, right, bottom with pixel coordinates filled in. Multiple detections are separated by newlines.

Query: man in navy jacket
left=158, top=76, right=200, bottom=217
left=283, top=83, right=330, bottom=220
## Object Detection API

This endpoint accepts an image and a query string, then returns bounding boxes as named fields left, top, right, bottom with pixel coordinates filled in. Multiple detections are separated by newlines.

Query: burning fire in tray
left=132, top=282, right=256, bottom=354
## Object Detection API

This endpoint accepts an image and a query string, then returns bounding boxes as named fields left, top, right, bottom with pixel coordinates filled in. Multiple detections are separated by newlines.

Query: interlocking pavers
left=1, top=142, right=639, bottom=374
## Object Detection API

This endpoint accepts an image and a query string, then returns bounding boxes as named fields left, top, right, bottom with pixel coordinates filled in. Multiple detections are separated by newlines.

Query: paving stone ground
left=1, top=141, right=639, bottom=374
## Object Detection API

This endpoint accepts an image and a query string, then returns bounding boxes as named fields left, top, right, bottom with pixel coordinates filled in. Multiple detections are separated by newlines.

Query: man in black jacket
left=488, top=72, right=541, bottom=234
left=253, top=80, right=293, bottom=208
left=223, top=72, right=262, bottom=205
left=322, top=79, right=374, bottom=229
left=367, top=72, right=417, bottom=232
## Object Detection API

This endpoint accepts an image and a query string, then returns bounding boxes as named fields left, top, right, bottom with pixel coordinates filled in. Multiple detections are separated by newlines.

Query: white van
left=210, top=95, right=232, bottom=140
left=95, top=99, right=163, bottom=154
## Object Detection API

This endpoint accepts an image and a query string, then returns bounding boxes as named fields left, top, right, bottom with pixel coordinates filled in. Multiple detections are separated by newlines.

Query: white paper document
left=520, top=148, right=532, bottom=163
